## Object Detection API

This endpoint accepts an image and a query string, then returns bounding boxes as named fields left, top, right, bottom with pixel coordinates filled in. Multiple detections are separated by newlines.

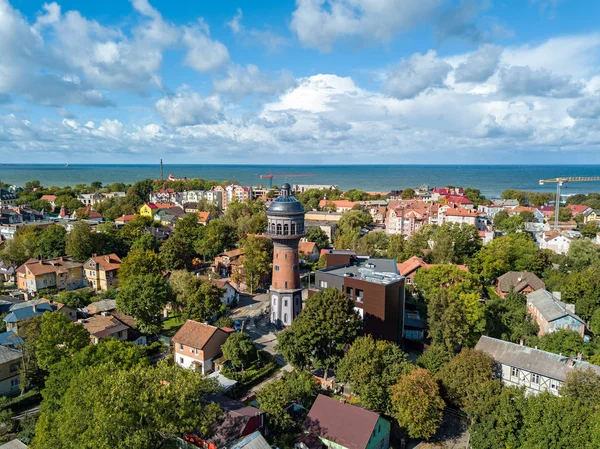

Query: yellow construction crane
left=538, top=177, right=600, bottom=230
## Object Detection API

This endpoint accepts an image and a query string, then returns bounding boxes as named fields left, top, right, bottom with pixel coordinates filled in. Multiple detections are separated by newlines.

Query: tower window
left=284, top=313, right=288, bottom=323
left=291, top=223, right=296, bottom=234
left=283, top=224, right=289, bottom=235
left=271, top=223, right=276, bottom=233
left=275, top=265, right=280, bottom=271
left=276, top=224, right=282, bottom=235
left=285, top=281, right=288, bottom=288
left=284, top=300, right=288, bottom=307
left=285, top=253, right=288, bottom=259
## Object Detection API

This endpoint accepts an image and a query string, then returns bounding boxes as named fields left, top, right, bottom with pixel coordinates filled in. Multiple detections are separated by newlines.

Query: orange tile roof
left=172, top=320, right=224, bottom=349
left=81, top=315, right=129, bottom=338
left=89, top=254, right=121, bottom=271
left=18, top=256, right=82, bottom=276
left=318, top=200, right=358, bottom=208
left=197, top=211, right=211, bottom=223
left=298, top=241, right=317, bottom=255
left=444, top=207, right=481, bottom=217
left=40, top=195, right=57, bottom=201
left=116, top=214, right=138, bottom=223
left=396, top=256, right=431, bottom=275
left=146, top=202, right=174, bottom=210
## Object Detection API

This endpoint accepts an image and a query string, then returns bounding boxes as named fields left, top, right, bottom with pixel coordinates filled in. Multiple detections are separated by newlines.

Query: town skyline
left=1, top=0, right=600, bottom=164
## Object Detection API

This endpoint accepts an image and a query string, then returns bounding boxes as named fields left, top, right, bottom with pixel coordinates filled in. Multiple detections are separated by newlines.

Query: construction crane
left=259, top=173, right=315, bottom=188
left=538, top=176, right=600, bottom=230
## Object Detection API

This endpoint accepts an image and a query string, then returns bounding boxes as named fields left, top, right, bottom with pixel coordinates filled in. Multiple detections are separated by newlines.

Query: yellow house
left=84, top=254, right=122, bottom=291
left=584, top=209, right=600, bottom=223
left=16, top=256, right=85, bottom=294
left=140, top=202, right=174, bottom=217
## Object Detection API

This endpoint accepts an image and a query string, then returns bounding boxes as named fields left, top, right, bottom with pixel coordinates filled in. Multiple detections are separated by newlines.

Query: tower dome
left=266, top=184, right=305, bottom=238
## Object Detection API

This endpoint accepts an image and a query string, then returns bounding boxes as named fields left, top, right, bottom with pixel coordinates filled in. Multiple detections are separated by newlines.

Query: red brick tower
left=266, top=183, right=305, bottom=326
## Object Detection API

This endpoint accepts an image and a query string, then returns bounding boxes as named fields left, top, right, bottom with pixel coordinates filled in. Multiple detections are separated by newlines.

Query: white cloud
left=227, top=8, right=288, bottom=52
left=155, top=90, right=222, bottom=126
left=227, top=8, right=243, bottom=34
left=454, top=44, right=503, bottom=83
left=568, top=95, right=600, bottom=119
left=214, top=65, right=296, bottom=100
left=499, top=66, right=584, bottom=98
left=383, top=51, right=452, bottom=99
left=182, top=21, right=229, bottom=72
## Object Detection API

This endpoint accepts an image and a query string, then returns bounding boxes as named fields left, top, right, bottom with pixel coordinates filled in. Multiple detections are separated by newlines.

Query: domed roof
left=267, top=184, right=305, bottom=215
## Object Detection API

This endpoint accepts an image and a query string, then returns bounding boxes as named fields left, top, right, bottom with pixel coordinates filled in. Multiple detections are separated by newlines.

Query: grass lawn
left=162, top=314, right=184, bottom=336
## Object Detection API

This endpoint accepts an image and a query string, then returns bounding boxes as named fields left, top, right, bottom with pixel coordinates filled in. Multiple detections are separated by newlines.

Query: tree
left=401, top=188, right=416, bottom=200
left=567, top=239, right=600, bottom=272
left=121, top=215, right=154, bottom=243
left=336, top=335, right=410, bottom=412
left=65, top=222, right=99, bottom=262
left=551, top=207, right=573, bottom=223
left=130, top=232, right=161, bottom=253
left=580, top=221, right=599, bottom=239
left=118, top=249, right=164, bottom=285
left=95, top=222, right=127, bottom=257
left=174, top=213, right=204, bottom=251
left=117, top=274, right=170, bottom=334
left=525, top=329, right=585, bottom=358
left=18, top=315, right=44, bottom=392
left=389, top=368, right=445, bottom=440
left=160, top=236, right=193, bottom=270
left=32, top=362, right=221, bottom=449
left=561, top=368, right=600, bottom=408
left=427, top=291, right=471, bottom=354
left=221, top=332, right=258, bottom=370
left=196, top=219, right=237, bottom=259
left=485, top=291, right=539, bottom=343
left=387, top=234, right=406, bottom=262
left=276, top=288, right=362, bottom=375
left=256, top=370, right=319, bottom=438
left=591, top=308, right=600, bottom=336
left=35, top=225, right=67, bottom=258
left=242, top=236, right=273, bottom=293
left=416, top=344, right=451, bottom=374
left=437, top=348, right=496, bottom=410
left=306, top=227, right=330, bottom=250
left=182, top=278, right=225, bottom=323
left=35, top=312, right=90, bottom=371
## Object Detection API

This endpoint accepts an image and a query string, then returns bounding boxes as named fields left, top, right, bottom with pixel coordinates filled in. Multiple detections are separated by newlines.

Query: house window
left=531, top=373, right=539, bottom=384
left=285, top=253, right=288, bottom=259
left=550, top=380, right=560, bottom=391
left=275, top=265, right=280, bottom=272
left=194, top=348, right=198, bottom=355
left=179, top=344, right=184, bottom=350
left=511, top=367, right=519, bottom=378
left=319, top=280, right=328, bottom=288
left=179, top=357, right=184, bottom=364
left=9, top=363, right=18, bottom=373
left=346, top=286, right=353, bottom=297
left=356, top=289, right=363, bottom=302
left=276, top=224, right=282, bottom=235
left=10, top=379, right=19, bottom=388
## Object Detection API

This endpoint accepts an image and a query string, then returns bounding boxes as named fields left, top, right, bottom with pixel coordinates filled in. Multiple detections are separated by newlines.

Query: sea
left=1, top=164, right=600, bottom=198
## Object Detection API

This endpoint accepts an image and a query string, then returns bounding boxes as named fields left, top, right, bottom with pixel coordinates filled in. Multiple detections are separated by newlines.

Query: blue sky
left=1, top=0, right=600, bottom=164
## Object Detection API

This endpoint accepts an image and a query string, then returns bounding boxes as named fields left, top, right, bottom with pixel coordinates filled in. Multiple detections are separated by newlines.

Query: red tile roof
left=116, top=214, right=138, bottom=223
left=172, top=320, right=225, bottom=349
left=40, top=195, right=57, bottom=202
left=446, top=195, right=473, bottom=205
left=299, top=241, right=317, bottom=255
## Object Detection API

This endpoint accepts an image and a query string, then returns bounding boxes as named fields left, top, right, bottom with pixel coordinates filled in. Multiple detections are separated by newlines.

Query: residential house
left=226, top=431, right=271, bottom=449
left=313, top=254, right=405, bottom=342
left=211, top=279, right=240, bottom=306
left=0, top=261, right=15, bottom=283
left=477, top=204, right=506, bottom=219
left=143, top=226, right=174, bottom=241
left=480, top=230, right=495, bottom=245
left=180, top=190, right=223, bottom=210
left=507, top=206, right=545, bottom=223
left=0, top=190, right=18, bottom=209
left=438, top=206, right=485, bottom=229
left=83, top=254, right=122, bottom=291
left=0, top=345, right=22, bottom=396
left=184, top=395, right=264, bottom=449
left=293, top=184, right=339, bottom=193
left=583, top=209, right=600, bottom=224
left=38, top=299, right=77, bottom=322
left=318, top=200, right=358, bottom=213
left=446, top=195, right=474, bottom=209
left=16, top=256, right=85, bottom=294
left=538, top=231, right=573, bottom=254
left=110, top=311, right=147, bottom=346
left=3, top=302, right=54, bottom=334
left=305, top=221, right=336, bottom=244
left=304, top=211, right=343, bottom=222
left=115, top=214, right=138, bottom=226
left=102, top=192, right=126, bottom=199
left=172, top=320, right=233, bottom=374
left=536, top=206, right=556, bottom=220
left=297, top=394, right=390, bottom=449
left=213, top=249, right=246, bottom=278
left=299, top=241, right=320, bottom=262
left=0, top=440, right=28, bottom=449
left=77, top=193, right=104, bottom=207
left=40, top=195, right=57, bottom=209
left=197, top=211, right=212, bottom=226
left=153, top=206, right=187, bottom=225
left=496, top=271, right=545, bottom=298
left=566, top=204, right=592, bottom=218
left=0, top=331, right=24, bottom=349
left=140, top=202, right=174, bottom=217
left=385, top=200, right=438, bottom=237
left=149, top=188, right=182, bottom=204
left=85, top=299, right=117, bottom=315
left=527, top=290, right=585, bottom=338
left=475, top=335, right=600, bottom=396
left=80, top=314, right=129, bottom=345
left=396, top=255, right=468, bottom=286
left=212, top=185, right=253, bottom=210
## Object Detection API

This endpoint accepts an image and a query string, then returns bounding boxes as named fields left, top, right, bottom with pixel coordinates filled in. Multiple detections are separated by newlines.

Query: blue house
left=0, top=331, right=24, bottom=349
left=3, top=303, right=54, bottom=334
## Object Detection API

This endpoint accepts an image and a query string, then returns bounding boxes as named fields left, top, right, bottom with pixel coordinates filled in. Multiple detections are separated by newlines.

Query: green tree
left=196, top=219, right=237, bottom=259
left=306, top=227, right=330, bottom=250
left=567, top=239, right=600, bottom=271
left=65, top=222, right=99, bottom=262
left=174, top=213, right=204, bottom=251
left=257, top=370, right=319, bottom=438
left=35, top=225, right=67, bottom=258
left=160, top=236, right=193, bottom=270
left=221, top=332, right=258, bottom=370
left=336, top=335, right=410, bottom=412
left=31, top=362, right=221, bottom=449
left=121, top=215, right=154, bottom=243
left=276, top=288, right=362, bottom=375
left=389, top=368, right=445, bottom=440
left=525, top=329, right=585, bottom=358
left=118, top=249, right=164, bottom=285
left=35, top=312, right=90, bottom=371
left=416, top=344, right=451, bottom=374
left=437, top=348, right=496, bottom=410
left=95, top=222, right=127, bottom=257
left=580, top=221, right=599, bottom=238
left=551, top=207, right=573, bottom=223
left=485, top=290, right=539, bottom=343
left=182, top=278, right=225, bottom=323
left=401, top=188, right=416, bottom=200
left=18, top=315, right=45, bottom=392
left=561, top=367, right=600, bottom=408
left=427, top=291, right=471, bottom=354
left=130, top=232, right=161, bottom=253
left=117, top=274, right=170, bottom=334
left=590, top=308, right=600, bottom=336
left=387, top=234, right=406, bottom=262
left=242, top=236, right=273, bottom=293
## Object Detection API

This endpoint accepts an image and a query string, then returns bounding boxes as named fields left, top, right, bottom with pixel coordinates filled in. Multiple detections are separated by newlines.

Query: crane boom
left=259, top=173, right=315, bottom=188
left=537, top=176, right=600, bottom=230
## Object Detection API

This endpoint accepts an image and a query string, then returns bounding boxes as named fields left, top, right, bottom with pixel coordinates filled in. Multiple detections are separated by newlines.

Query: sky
left=1, top=0, right=600, bottom=165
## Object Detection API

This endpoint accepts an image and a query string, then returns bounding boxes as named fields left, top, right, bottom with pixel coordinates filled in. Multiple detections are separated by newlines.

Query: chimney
left=577, top=352, right=583, bottom=361
left=32, top=304, right=37, bottom=312
left=519, top=338, right=524, bottom=346
left=567, top=359, right=575, bottom=367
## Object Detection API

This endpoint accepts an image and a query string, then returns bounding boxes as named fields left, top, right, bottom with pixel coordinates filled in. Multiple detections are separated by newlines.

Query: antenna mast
left=160, top=159, right=164, bottom=181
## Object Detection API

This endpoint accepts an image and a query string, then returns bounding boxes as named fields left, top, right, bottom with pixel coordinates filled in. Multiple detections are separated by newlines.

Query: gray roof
left=321, top=257, right=403, bottom=285
left=0, top=440, right=28, bottom=449
left=527, top=289, right=584, bottom=323
left=475, top=336, right=600, bottom=382
left=0, top=345, right=22, bottom=364
left=226, top=431, right=270, bottom=449
left=497, top=271, right=545, bottom=293
left=86, top=299, right=117, bottom=314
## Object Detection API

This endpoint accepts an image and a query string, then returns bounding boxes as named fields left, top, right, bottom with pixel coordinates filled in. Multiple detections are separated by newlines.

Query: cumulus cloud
left=454, top=44, right=503, bottom=83
left=567, top=95, right=600, bottom=119
left=155, top=90, right=222, bottom=126
left=182, top=20, right=229, bottom=72
left=383, top=51, right=452, bottom=99
left=476, top=113, right=534, bottom=138
left=213, top=65, right=296, bottom=100
left=227, top=8, right=288, bottom=52
left=499, top=66, right=584, bottom=98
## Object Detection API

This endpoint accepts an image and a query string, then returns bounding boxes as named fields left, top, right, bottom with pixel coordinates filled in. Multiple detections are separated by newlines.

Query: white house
left=180, top=190, right=223, bottom=210
left=538, top=231, right=573, bottom=254
left=212, top=279, right=240, bottom=306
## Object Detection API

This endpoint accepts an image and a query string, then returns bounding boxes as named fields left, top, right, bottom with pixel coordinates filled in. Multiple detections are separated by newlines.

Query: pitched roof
left=197, top=211, right=211, bottom=223
left=40, top=195, right=57, bottom=202
left=86, top=299, right=117, bottom=315
left=172, top=320, right=225, bottom=349
left=0, top=330, right=24, bottom=348
left=318, top=200, right=358, bottom=209
left=527, top=289, right=584, bottom=324
left=81, top=315, right=129, bottom=339
left=299, top=241, right=317, bottom=255
left=0, top=439, right=28, bottom=449
left=396, top=256, right=431, bottom=276
left=566, top=204, right=591, bottom=215
left=0, top=345, right=22, bottom=364
left=206, top=394, right=263, bottom=447
left=303, top=394, right=381, bottom=449
left=446, top=195, right=473, bottom=205
left=115, top=214, right=138, bottom=223
left=218, top=248, right=245, bottom=258
left=227, top=431, right=270, bottom=449
left=88, top=254, right=121, bottom=271
left=4, top=303, right=53, bottom=323
left=497, top=271, right=545, bottom=294
left=443, top=207, right=481, bottom=217
left=17, top=256, right=82, bottom=276
left=475, top=336, right=600, bottom=381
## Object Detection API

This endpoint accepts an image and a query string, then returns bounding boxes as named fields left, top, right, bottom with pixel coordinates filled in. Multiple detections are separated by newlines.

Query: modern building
left=297, top=394, right=391, bottom=449
left=526, top=290, right=585, bottom=337
left=212, top=185, right=253, bottom=210
left=265, top=183, right=305, bottom=327
left=180, top=190, right=223, bottom=210
left=16, top=256, right=85, bottom=294
left=172, top=320, right=233, bottom=374
left=293, top=184, right=338, bottom=193
left=496, top=271, right=545, bottom=298
left=313, top=251, right=405, bottom=343
left=475, top=336, right=600, bottom=396
left=149, top=188, right=182, bottom=204
left=83, top=254, right=121, bottom=291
